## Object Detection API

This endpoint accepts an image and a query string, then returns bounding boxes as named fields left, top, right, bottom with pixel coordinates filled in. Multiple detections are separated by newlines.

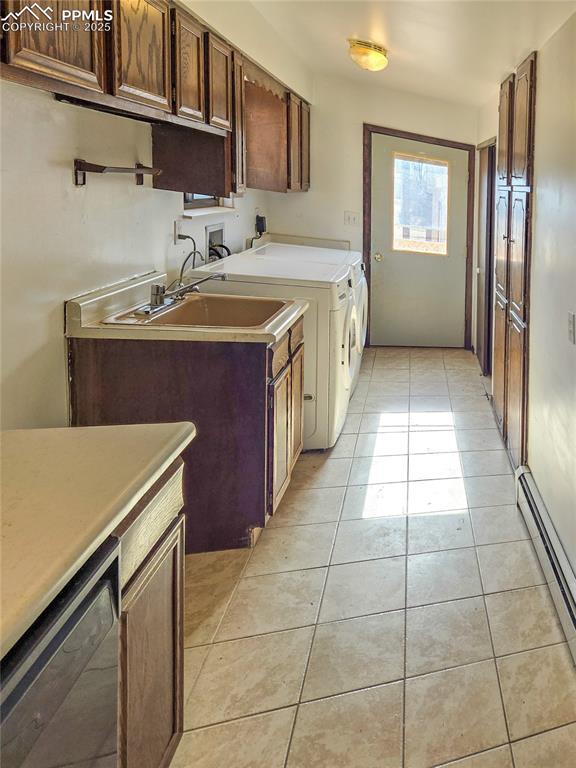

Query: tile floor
left=173, top=348, right=576, bottom=768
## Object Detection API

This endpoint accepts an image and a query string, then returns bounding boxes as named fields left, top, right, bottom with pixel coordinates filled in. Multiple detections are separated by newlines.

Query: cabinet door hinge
left=171, top=18, right=176, bottom=35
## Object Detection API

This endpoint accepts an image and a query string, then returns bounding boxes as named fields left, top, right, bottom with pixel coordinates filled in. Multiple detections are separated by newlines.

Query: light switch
left=568, top=312, right=576, bottom=345
left=344, top=211, right=361, bottom=226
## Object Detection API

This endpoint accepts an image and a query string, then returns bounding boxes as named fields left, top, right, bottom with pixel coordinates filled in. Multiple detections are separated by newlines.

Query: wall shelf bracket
left=73, top=159, right=162, bottom=186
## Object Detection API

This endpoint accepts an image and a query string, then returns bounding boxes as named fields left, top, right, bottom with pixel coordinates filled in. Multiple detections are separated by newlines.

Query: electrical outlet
left=568, top=312, right=576, bottom=345
left=344, top=211, right=361, bottom=226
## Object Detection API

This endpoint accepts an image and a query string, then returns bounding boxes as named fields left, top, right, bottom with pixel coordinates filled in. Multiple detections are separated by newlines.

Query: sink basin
left=108, top=293, right=287, bottom=329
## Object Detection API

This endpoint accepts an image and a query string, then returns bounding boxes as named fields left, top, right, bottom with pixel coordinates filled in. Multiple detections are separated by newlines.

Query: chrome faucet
left=136, top=273, right=227, bottom=316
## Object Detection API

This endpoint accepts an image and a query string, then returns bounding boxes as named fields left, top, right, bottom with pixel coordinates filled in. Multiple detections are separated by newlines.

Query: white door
left=369, top=133, right=469, bottom=347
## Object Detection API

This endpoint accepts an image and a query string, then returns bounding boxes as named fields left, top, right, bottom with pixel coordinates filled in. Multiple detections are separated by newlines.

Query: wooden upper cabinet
left=497, top=74, right=514, bottom=185
left=301, top=101, right=311, bottom=191
left=245, top=81, right=288, bottom=192
left=511, top=53, right=536, bottom=188
left=508, top=191, right=529, bottom=320
left=113, top=0, right=172, bottom=112
left=206, top=33, right=233, bottom=130
left=494, top=190, right=510, bottom=298
left=173, top=9, right=205, bottom=123
left=232, top=52, right=247, bottom=194
left=3, top=0, right=106, bottom=91
left=287, top=93, right=302, bottom=191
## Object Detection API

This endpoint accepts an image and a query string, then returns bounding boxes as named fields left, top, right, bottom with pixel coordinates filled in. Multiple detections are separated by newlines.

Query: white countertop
left=0, top=422, right=196, bottom=658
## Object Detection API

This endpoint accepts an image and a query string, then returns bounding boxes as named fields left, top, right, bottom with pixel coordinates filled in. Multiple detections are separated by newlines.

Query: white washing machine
left=243, top=242, right=368, bottom=391
left=190, top=254, right=355, bottom=449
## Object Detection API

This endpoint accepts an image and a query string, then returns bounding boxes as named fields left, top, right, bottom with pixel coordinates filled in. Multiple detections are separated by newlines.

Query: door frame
left=476, top=137, right=497, bottom=374
left=363, top=123, right=476, bottom=348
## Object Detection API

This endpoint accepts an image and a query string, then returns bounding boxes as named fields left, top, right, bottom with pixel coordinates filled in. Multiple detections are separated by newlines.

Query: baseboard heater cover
left=517, top=467, right=576, bottom=664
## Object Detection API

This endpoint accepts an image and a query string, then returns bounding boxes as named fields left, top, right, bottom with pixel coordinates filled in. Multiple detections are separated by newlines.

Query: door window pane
left=393, top=154, right=449, bottom=255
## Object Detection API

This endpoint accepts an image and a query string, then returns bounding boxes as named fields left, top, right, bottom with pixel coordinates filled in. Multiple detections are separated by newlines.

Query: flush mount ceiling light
left=348, top=39, right=388, bottom=72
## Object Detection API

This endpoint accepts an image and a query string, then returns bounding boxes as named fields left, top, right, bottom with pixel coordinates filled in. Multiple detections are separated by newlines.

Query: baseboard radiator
left=517, top=468, right=576, bottom=664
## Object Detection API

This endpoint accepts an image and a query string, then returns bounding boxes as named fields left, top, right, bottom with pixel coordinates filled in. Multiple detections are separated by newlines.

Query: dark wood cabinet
left=497, top=74, right=514, bottom=185
left=269, top=364, right=291, bottom=511
left=301, top=101, right=311, bottom=191
left=494, top=190, right=510, bottom=297
left=113, top=0, right=172, bottom=112
left=206, top=33, right=232, bottom=130
left=506, top=315, right=526, bottom=468
left=172, top=8, right=205, bottom=123
left=508, top=191, right=529, bottom=320
left=492, top=294, right=508, bottom=434
left=245, top=80, right=288, bottom=192
left=119, top=515, right=184, bottom=768
left=512, top=53, right=536, bottom=188
left=232, top=52, right=247, bottom=194
left=287, top=93, right=302, bottom=191
left=3, top=0, right=106, bottom=91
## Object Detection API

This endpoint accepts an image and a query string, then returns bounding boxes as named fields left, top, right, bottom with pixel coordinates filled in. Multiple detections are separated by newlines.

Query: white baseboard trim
left=516, top=467, right=576, bottom=664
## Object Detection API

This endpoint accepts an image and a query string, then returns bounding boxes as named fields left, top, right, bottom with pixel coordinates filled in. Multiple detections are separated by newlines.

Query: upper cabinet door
left=301, top=101, right=310, bottom=192
left=113, top=0, right=172, bottom=112
left=232, top=52, right=247, bottom=194
left=508, top=190, right=529, bottom=320
left=206, top=33, right=233, bottom=130
left=173, top=9, right=205, bottom=123
left=497, top=74, right=514, bottom=185
left=4, top=0, right=106, bottom=91
left=511, top=53, right=537, bottom=188
left=287, top=93, right=302, bottom=191
left=494, top=190, right=510, bottom=298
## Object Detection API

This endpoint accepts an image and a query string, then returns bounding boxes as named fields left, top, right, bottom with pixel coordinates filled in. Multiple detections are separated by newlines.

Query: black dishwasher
left=0, top=538, right=120, bottom=768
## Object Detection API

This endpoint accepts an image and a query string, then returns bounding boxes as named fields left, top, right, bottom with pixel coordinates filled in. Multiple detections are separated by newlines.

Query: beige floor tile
left=347, top=395, right=366, bottom=413
left=470, top=505, right=528, bottom=545
left=290, top=455, right=352, bottom=489
left=486, top=585, right=565, bottom=656
left=461, top=450, right=512, bottom=477
left=456, top=429, right=505, bottom=451
left=409, top=429, right=458, bottom=454
left=185, top=628, right=313, bottom=728
left=331, top=517, right=406, bottom=564
left=326, top=434, right=358, bottom=458
left=244, top=523, right=336, bottom=576
left=371, top=367, right=411, bottom=382
left=406, top=597, right=493, bottom=676
left=183, top=646, right=210, bottom=707
left=409, top=452, right=463, bottom=481
left=408, top=511, right=474, bottom=554
left=497, top=643, right=576, bottom=740
left=360, top=412, right=410, bottom=432
left=185, top=549, right=250, bottom=586
left=453, top=411, right=499, bottom=429
left=349, top=455, right=408, bottom=485
left=341, top=413, right=362, bottom=433
left=450, top=396, right=492, bottom=413
left=448, top=380, right=487, bottom=395
left=287, top=683, right=403, bottom=768
left=410, top=372, right=448, bottom=386
left=407, top=548, right=482, bottom=607
left=368, top=381, right=410, bottom=396
left=404, top=660, right=508, bottom=768
left=364, top=396, right=410, bottom=413
left=410, top=381, right=450, bottom=396
left=341, top=483, right=408, bottom=519
left=409, top=411, right=455, bottom=429
left=410, top=396, right=452, bottom=412
left=302, top=611, right=405, bottom=700
left=319, top=556, right=406, bottom=622
left=174, top=708, right=296, bottom=768
left=437, top=746, right=513, bottom=767
left=464, top=475, right=516, bottom=508
left=354, top=431, right=408, bottom=457
left=269, top=487, right=345, bottom=527
left=216, top=569, right=326, bottom=641
left=511, top=722, right=576, bottom=768
left=477, top=541, right=544, bottom=593
left=408, top=478, right=468, bottom=514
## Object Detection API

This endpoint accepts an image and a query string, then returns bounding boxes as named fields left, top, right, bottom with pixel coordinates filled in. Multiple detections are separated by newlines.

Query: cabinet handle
left=509, top=239, right=516, bottom=244
left=502, top=234, right=508, bottom=240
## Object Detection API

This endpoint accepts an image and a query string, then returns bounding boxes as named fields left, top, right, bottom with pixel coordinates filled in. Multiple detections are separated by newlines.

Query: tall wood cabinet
left=492, top=52, right=536, bottom=467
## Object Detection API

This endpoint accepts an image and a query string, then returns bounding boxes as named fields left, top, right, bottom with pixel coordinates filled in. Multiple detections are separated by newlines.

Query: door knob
left=373, top=253, right=383, bottom=262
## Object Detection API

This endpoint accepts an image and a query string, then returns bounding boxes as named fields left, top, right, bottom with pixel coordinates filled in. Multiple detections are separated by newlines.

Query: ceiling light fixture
left=348, top=39, right=388, bottom=72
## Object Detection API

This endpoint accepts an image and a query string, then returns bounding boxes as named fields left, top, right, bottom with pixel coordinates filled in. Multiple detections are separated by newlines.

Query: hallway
left=175, top=349, right=576, bottom=768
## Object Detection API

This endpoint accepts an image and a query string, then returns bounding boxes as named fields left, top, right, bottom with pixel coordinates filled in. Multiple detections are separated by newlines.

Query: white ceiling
left=251, top=1, right=576, bottom=106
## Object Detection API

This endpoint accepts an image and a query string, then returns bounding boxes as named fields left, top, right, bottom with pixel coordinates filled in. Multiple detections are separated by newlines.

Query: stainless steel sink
left=105, top=293, right=287, bottom=329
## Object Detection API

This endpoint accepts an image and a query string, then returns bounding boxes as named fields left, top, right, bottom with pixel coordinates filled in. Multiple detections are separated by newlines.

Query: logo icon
left=1, top=4, right=53, bottom=22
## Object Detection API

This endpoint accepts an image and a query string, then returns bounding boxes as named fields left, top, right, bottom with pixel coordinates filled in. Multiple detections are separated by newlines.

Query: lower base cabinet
left=119, top=515, right=184, bottom=768
left=505, top=315, right=526, bottom=468
left=492, top=294, right=508, bottom=435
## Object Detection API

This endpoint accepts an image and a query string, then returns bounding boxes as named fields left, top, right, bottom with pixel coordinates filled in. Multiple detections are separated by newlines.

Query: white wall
left=477, top=92, right=499, bottom=145
left=527, top=14, right=576, bottom=571
left=0, top=81, right=268, bottom=429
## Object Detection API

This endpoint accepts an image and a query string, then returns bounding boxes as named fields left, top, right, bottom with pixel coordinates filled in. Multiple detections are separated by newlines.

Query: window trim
left=391, top=152, right=451, bottom=256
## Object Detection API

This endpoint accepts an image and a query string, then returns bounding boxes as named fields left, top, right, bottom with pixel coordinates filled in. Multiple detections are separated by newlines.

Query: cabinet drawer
left=268, top=333, right=290, bottom=379
left=289, top=317, right=304, bottom=355
left=113, top=461, right=184, bottom=587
